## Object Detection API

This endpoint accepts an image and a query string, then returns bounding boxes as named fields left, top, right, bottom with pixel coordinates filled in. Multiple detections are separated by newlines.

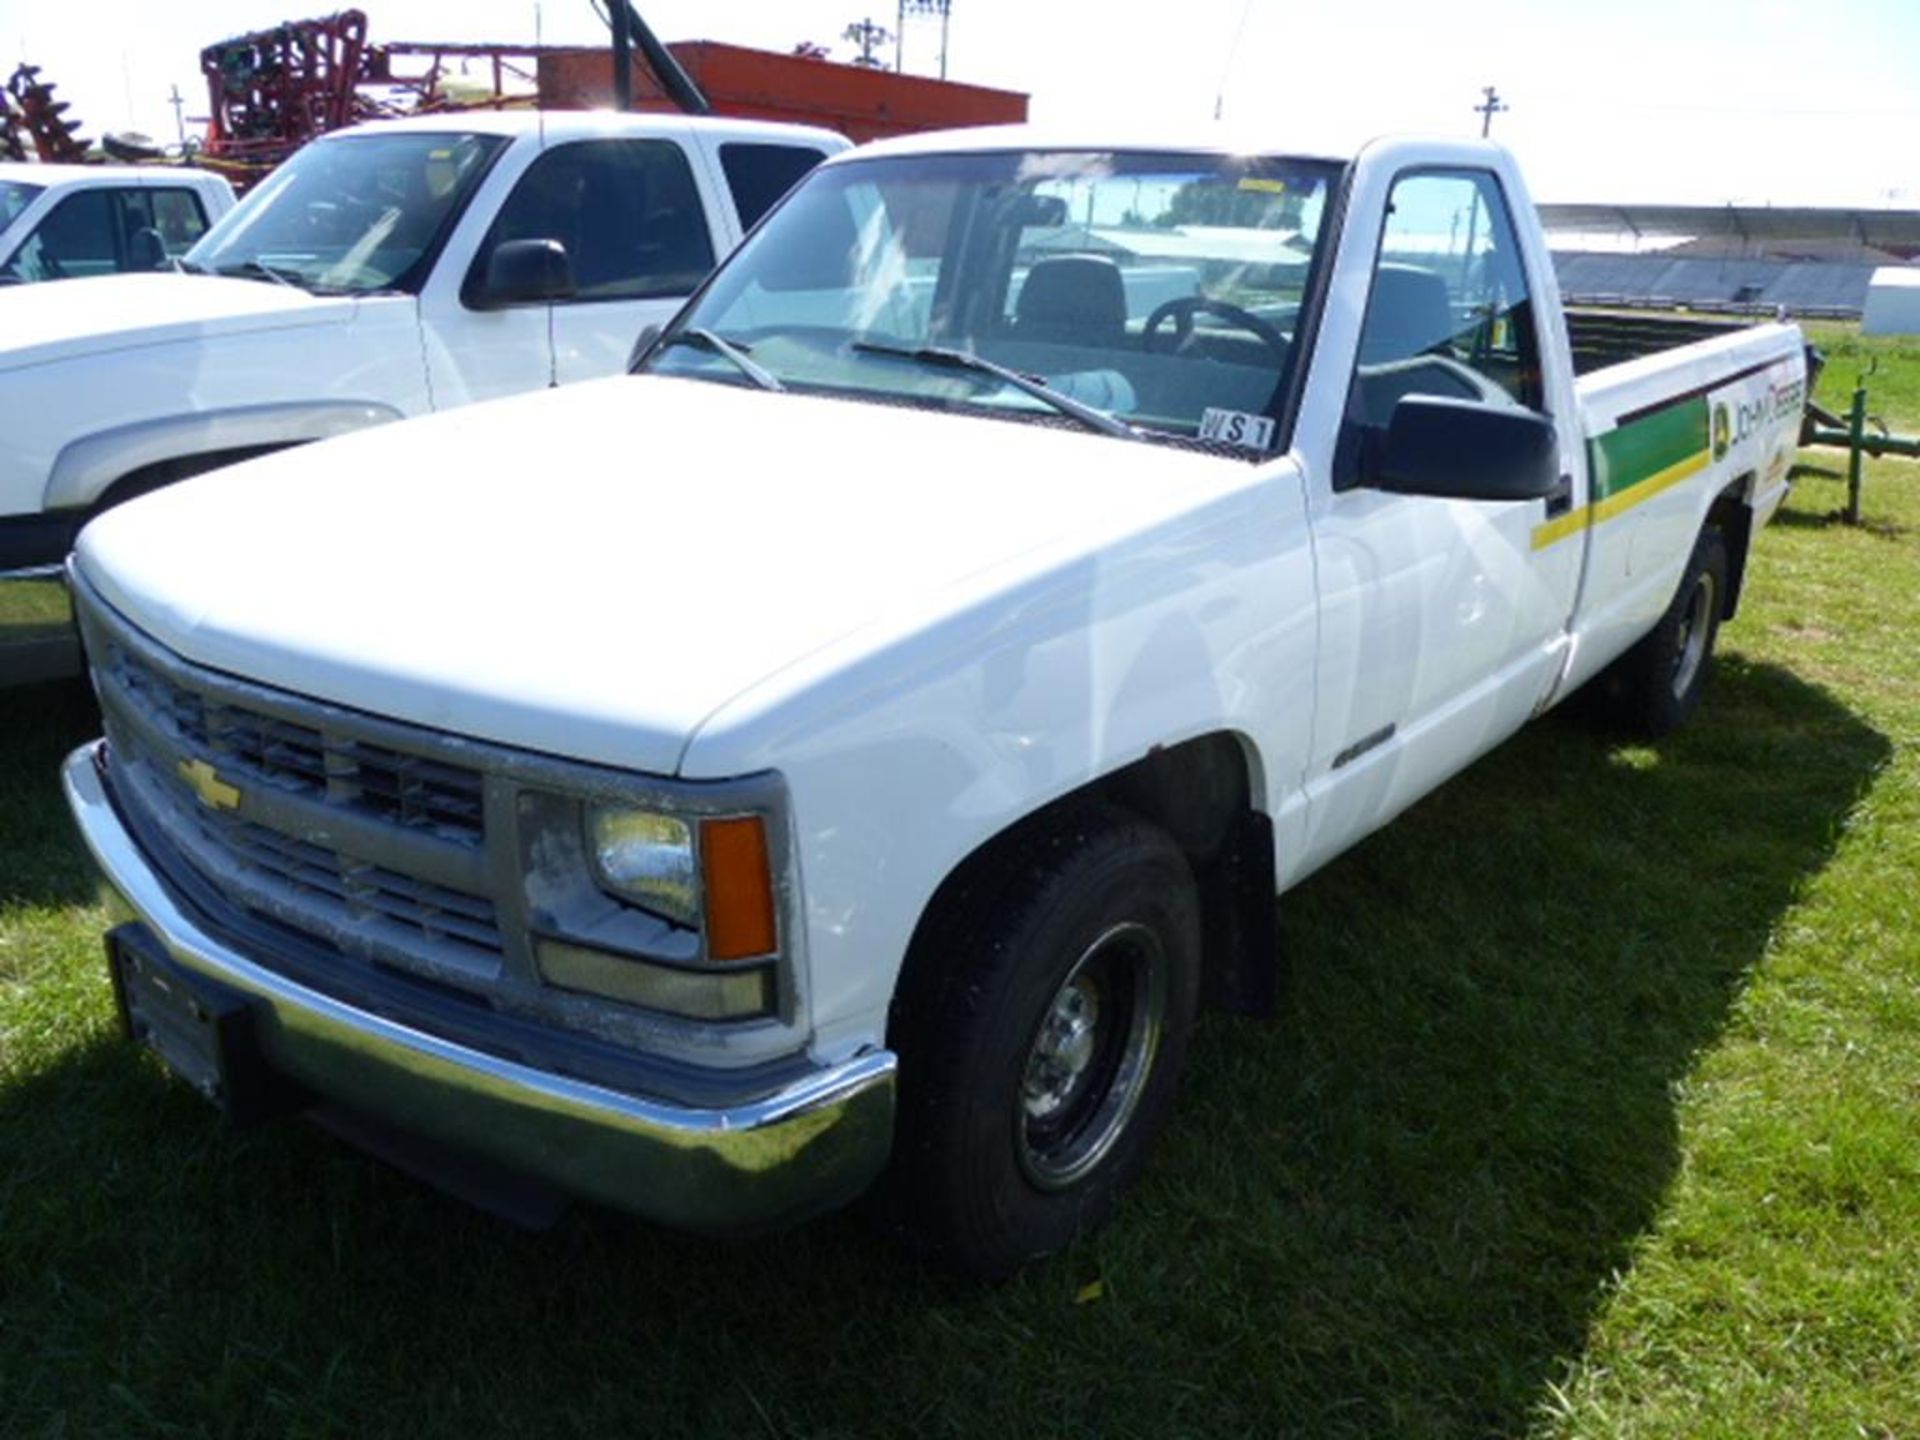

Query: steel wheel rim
left=1015, top=921, right=1167, bottom=1192
left=1671, top=569, right=1717, bottom=699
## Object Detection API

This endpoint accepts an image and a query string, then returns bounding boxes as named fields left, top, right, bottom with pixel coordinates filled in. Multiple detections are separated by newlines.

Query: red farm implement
left=196, top=9, right=555, bottom=190
left=0, top=63, right=89, bottom=164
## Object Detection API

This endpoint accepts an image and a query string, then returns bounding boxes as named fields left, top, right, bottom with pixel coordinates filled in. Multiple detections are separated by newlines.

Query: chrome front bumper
left=63, top=741, right=897, bottom=1234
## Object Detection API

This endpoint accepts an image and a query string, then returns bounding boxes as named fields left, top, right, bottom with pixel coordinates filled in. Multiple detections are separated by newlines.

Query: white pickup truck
left=0, top=163, right=235, bottom=283
left=0, top=110, right=846, bottom=684
left=63, top=126, right=1807, bottom=1276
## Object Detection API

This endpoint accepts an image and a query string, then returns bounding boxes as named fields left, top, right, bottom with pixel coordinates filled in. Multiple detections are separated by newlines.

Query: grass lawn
left=2, top=332, right=1916, bottom=1438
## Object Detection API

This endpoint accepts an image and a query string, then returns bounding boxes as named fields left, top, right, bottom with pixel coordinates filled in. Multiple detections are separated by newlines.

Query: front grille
left=87, top=605, right=506, bottom=989
left=144, top=747, right=505, bottom=954
left=116, top=645, right=485, bottom=842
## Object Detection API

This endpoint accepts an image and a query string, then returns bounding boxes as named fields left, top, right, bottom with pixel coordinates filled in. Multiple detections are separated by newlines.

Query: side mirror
left=627, top=322, right=663, bottom=373
left=127, top=227, right=168, bottom=271
left=474, top=238, right=576, bottom=309
left=1372, top=395, right=1560, bottom=502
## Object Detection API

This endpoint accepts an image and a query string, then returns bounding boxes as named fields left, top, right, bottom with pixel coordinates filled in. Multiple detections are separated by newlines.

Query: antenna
left=1213, top=0, right=1256, bottom=123
left=535, top=2, right=555, bottom=386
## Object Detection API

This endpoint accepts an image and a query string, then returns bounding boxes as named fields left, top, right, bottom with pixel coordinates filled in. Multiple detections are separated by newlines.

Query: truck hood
left=77, top=376, right=1253, bottom=776
left=0, top=272, right=352, bottom=373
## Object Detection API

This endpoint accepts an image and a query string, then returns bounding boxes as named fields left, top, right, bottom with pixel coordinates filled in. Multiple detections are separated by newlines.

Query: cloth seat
left=1014, top=255, right=1127, bottom=345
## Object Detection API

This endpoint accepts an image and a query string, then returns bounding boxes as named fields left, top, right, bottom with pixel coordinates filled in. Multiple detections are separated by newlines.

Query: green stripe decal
left=1533, top=396, right=1713, bottom=549
left=1592, top=397, right=1709, bottom=500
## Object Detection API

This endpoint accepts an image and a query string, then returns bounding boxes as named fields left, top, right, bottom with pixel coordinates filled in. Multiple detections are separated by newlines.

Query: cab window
left=719, top=143, right=827, bottom=230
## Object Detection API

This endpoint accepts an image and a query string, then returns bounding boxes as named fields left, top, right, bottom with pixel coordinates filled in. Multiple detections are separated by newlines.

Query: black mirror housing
left=1373, top=395, right=1560, bottom=503
left=474, top=238, right=577, bottom=309
left=627, top=322, right=663, bottom=373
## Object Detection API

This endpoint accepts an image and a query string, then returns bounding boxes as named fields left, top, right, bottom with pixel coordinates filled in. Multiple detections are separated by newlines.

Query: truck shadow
left=0, top=677, right=102, bottom=911
left=0, top=656, right=1891, bottom=1438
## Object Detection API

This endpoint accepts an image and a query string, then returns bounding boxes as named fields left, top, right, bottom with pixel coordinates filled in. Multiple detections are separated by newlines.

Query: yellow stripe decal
left=1530, top=448, right=1711, bottom=550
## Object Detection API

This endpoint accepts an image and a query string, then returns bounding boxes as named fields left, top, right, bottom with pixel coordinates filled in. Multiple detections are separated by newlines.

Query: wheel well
left=894, top=734, right=1280, bottom=1028
left=1708, top=473, right=1756, bottom=620
left=91, top=442, right=296, bottom=519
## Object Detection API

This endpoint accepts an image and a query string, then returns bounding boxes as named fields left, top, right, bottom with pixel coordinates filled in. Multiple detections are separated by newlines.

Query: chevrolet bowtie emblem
left=178, top=757, right=241, bottom=811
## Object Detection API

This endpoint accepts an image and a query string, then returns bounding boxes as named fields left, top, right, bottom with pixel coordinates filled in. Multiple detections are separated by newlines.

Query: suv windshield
left=644, top=149, right=1342, bottom=448
left=185, top=130, right=504, bottom=294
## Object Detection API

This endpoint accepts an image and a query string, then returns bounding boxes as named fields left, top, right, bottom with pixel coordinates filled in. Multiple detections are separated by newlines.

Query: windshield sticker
left=1237, top=177, right=1287, bottom=194
left=1198, top=407, right=1275, bottom=449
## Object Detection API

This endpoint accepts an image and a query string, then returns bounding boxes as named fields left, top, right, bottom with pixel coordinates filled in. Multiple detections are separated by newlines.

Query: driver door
left=418, top=137, right=723, bottom=407
left=1300, top=167, right=1585, bottom=866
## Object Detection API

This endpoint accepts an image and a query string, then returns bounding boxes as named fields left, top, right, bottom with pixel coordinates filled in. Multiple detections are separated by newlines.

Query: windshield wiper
left=211, top=258, right=308, bottom=291
left=654, top=328, right=784, bottom=392
left=850, top=340, right=1140, bottom=441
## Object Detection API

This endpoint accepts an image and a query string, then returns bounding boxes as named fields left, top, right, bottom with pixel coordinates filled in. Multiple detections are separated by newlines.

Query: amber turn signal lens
left=701, top=816, right=777, bottom=960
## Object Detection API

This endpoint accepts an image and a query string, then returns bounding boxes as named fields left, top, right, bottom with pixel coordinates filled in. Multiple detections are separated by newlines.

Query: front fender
left=45, top=400, right=403, bottom=512
left=678, top=469, right=1320, bottom=1063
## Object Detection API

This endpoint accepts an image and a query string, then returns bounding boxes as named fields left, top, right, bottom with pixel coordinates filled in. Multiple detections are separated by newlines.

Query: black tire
left=1593, top=527, right=1729, bottom=738
left=879, top=805, right=1201, bottom=1278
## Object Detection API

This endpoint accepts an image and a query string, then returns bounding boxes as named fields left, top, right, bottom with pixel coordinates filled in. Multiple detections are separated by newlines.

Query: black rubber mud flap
left=1198, top=809, right=1282, bottom=1017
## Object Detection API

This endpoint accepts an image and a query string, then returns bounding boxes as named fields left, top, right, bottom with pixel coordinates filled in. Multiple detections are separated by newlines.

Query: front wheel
left=1594, top=527, right=1729, bottom=738
left=880, top=807, right=1201, bottom=1278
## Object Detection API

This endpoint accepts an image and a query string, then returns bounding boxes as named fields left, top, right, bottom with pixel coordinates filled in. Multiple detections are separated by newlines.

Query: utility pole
left=1474, top=84, right=1507, bottom=137
left=844, top=18, right=893, bottom=69
left=167, top=84, right=186, bottom=148
left=896, top=0, right=952, bottom=79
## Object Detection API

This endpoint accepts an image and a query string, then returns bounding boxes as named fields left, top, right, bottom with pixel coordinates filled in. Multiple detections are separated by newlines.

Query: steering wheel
left=1142, top=295, right=1288, bottom=360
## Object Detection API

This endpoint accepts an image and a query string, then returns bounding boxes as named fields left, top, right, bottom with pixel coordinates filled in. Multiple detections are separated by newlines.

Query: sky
left=9, top=0, right=1920, bottom=208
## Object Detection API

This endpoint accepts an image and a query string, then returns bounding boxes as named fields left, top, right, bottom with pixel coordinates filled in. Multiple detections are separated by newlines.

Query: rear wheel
left=1594, top=527, right=1729, bottom=738
left=880, top=807, right=1200, bottom=1278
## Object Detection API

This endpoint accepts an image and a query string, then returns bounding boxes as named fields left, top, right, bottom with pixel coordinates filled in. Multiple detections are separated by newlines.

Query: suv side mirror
left=473, top=238, right=577, bottom=309
left=627, top=322, right=663, bottom=373
left=1372, top=395, right=1560, bottom=503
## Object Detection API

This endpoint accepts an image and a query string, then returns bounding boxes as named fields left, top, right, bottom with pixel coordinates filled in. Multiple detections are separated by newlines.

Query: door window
left=471, top=139, right=717, bottom=305
left=145, top=189, right=212, bottom=255
left=117, top=189, right=211, bottom=269
left=1348, top=169, right=1542, bottom=430
left=3, top=188, right=117, bottom=281
left=719, top=143, right=827, bottom=230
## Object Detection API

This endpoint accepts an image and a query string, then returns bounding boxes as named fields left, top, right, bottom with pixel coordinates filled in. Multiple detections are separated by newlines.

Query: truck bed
left=1565, top=308, right=1757, bottom=377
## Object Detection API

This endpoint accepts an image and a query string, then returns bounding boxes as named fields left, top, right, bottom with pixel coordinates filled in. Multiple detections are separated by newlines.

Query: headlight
left=588, top=807, right=698, bottom=927
left=586, top=807, right=780, bottom=962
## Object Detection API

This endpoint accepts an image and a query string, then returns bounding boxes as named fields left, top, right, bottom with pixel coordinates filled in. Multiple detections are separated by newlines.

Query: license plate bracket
left=106, top=924, right=306, bottom=1127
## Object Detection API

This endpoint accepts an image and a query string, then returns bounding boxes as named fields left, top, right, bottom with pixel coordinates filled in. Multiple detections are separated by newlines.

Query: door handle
left=1543, top=474, right=1573, bottom=517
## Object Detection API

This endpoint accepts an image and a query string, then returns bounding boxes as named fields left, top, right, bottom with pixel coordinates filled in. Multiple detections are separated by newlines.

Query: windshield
left=0, top=180, right=43, bottom=230
left=644, top=149, right=1342, bottom=449
left=184, top=130, right=505, bottom=294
